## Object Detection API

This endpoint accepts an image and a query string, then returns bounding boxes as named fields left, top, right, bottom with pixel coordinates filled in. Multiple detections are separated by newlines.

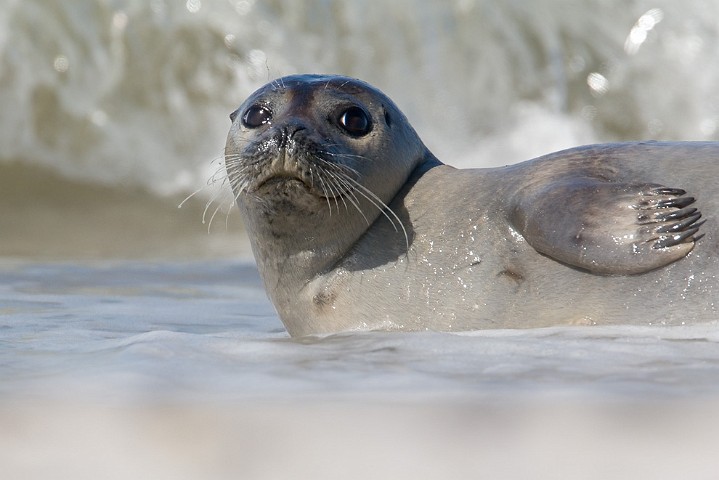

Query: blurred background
left=2, top=0, right=718, bottom=259
left=3, top=2, right=719, bottom=479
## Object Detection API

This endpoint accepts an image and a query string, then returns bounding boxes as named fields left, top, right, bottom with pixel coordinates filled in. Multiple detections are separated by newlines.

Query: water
left=3, top=260, right=719, bottom=401
left=2, top=260, right=719, bottom=479
left=2, top=1, right=719, bottom=478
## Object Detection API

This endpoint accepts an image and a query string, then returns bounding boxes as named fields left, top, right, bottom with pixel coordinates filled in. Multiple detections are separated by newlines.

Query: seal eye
left=338, top=106, right=372, bottom=137
left=242, top=105, right=272, bottom=128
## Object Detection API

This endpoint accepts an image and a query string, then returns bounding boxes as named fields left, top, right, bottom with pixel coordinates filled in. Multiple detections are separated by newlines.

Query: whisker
left=340, top=174, right=409, bottom=250
left=224, top=187, right=237, bottom=230
left=178, top=185, right=205, bottom=209
left=327, top=168, right=370, bottom=225
left=208, top=164, right=229, bottom=185
left=318, top=149, right=369, bottom=162
left=206, top=200, right=225, bottom=232
left=313, top=156, right=409, bottom=249
left=320, top=168, right=350, bottom=214
left=178, top=155, right=229, bottom=209
left=218, top=145, right=409, bottom=249
left=319, top=167, right=344, bottom=214
left=314, top=169, right=334, bottom=215
left=176, top=155, right=242, bottom=234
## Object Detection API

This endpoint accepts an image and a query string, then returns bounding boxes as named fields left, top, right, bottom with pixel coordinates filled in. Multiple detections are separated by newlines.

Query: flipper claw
left=512, top=179, right=704, bottom=275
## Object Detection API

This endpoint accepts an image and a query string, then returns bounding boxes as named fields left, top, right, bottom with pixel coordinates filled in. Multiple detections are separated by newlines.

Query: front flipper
left=510, top=179, right=703, bottom=275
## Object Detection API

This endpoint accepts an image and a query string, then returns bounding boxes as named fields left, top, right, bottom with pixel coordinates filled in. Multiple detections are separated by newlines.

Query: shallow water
left=2, top=0, right=719, bottom=478
left=2, top=260, right=719, bottom=479
left=3, top=260, right=719, bottom=403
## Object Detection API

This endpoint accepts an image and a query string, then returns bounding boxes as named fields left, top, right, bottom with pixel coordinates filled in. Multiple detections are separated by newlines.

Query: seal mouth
left=253, top=167, right=353, bottom=200
left=256, top=174, right=310, bottom=192
left=228, top=142, right=358, bottom=202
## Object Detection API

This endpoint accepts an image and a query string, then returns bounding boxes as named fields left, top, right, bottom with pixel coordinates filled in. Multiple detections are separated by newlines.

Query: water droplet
left=53, top=55, right=69, bottom=73
left=248, top=49, right=266, bottom=65
left=186, top=0, right=201, bottom=13
left=587, top=72, right=609, bottom=96
left=624, top=8, right=663, bottom=55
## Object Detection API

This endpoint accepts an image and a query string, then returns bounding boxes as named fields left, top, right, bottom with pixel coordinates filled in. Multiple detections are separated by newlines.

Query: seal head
left=225, top=75, right=433, bottom=332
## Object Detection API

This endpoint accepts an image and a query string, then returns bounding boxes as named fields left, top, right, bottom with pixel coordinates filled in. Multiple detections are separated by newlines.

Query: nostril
left=286, top=124, right=307, bottom=139
left=273, top=123, right=307, bottom=149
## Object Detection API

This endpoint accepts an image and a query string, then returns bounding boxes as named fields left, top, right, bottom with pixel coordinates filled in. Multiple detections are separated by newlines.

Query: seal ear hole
left=337, top=106, right=372, bottom=137
left=383, top=108, right=392, bottom=127
left=229, top=109, right=240, bottom=122
left=242, top=105, right=273, bottom=128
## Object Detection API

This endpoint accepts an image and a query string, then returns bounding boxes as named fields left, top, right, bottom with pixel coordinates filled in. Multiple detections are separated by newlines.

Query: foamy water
left=2, top=1, right=719, bottom=478
left=2, top=260, right=719, bottom=479
left=3, top=260, right=719, bottom=402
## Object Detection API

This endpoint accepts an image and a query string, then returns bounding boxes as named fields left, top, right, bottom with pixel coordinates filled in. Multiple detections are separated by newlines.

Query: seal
left=225, top=74, right=719, bottom=336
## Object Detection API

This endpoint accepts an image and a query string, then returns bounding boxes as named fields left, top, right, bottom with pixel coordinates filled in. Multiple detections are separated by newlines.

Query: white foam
left=2, top=0, right=718, bottom=194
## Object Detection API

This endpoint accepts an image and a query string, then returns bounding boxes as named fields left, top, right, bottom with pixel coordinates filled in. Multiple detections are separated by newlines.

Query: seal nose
left=274, top=122, right=307, bottom=150
left=285, top=123, right=307, bottom=140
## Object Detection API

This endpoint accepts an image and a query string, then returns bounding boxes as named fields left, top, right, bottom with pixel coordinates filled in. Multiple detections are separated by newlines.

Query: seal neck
left=242, top=151, right=442, bottom=313
left=238, top=195, right=373, bottom=297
